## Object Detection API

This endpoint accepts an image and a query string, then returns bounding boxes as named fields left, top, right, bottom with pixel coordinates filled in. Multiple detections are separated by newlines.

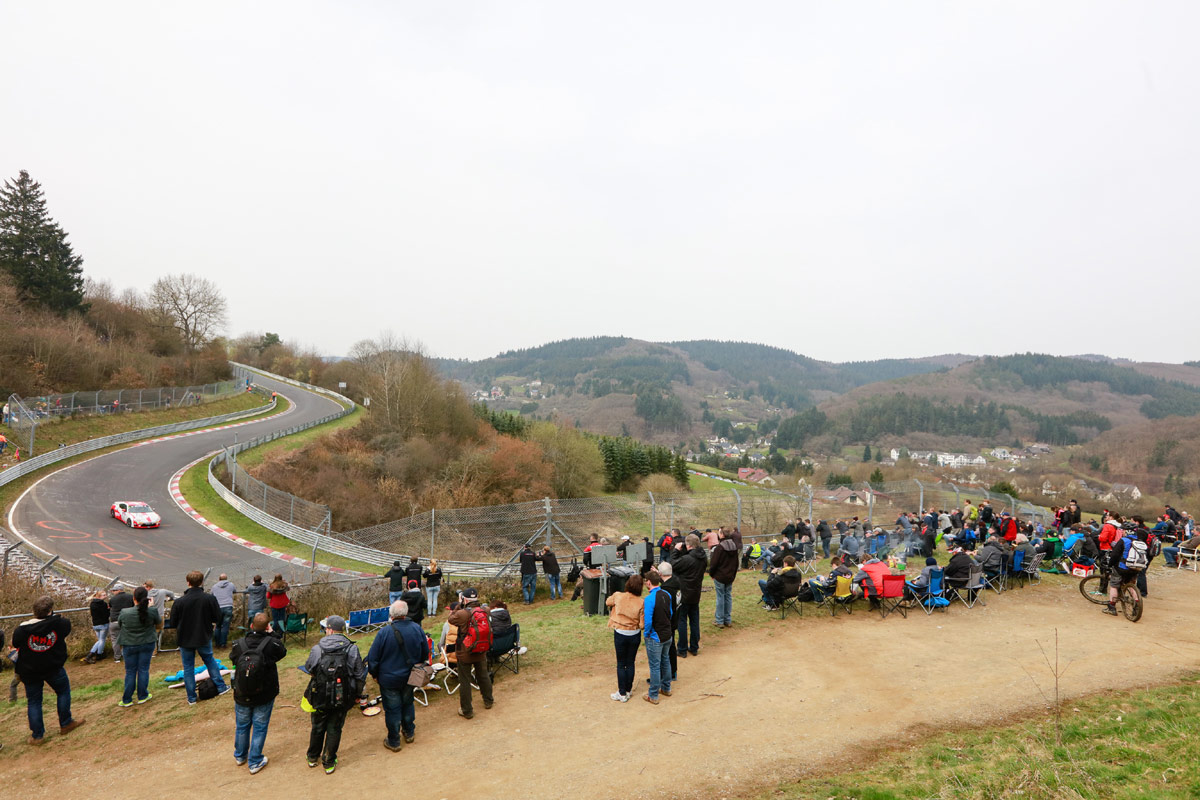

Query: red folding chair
left=879, top=574, right=908, bottom=619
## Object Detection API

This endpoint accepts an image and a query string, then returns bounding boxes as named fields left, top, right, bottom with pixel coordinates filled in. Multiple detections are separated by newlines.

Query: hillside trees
left=0, top=171, right=86, bottom=313
left=149, top=273, right=228, bottom=352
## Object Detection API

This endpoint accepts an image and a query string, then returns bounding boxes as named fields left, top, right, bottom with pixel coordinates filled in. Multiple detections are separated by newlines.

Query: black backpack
left=566, top=559, right=582, bottom=583
left=307, top=645, right=353, bottom=710
left=234, top=637, right=269, bottom=699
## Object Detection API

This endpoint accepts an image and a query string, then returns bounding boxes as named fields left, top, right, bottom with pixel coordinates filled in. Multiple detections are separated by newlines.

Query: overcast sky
left=3, top=2, right=1197, bottom=363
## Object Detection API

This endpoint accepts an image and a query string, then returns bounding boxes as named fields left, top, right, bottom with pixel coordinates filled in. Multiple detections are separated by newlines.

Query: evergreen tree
left=862, top=444, right=872, bottom=462
left=874, top=447, right=883, bottom=462
left=0, top=170, right=86, bottom=313
left=672, top=454, right=690, bottom=487
left=868, top=468, right=885, bottom=489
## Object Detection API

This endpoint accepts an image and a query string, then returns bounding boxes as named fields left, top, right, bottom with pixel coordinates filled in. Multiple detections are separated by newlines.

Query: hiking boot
left=248, top=756, right=268, bottom=775
left=1102, top=605, right=1119, bottom=616
left=678, top=651, right=687, bottom=659
left=29, top=736, right=45, bottom=746
left=458, top=709, right=474, bottom=720
left=384, top=738, right=403, bottom=752
left=84, top=654, right=96, bottom=665
left=643, top=694, right=659, bottom=705
left=660, top=688, right=672, bottom=697
left=60, top=718, right=85, bottom=735
left=403, top=732, right=415, bottom=744
left=483, top=699, right=494, bottom=709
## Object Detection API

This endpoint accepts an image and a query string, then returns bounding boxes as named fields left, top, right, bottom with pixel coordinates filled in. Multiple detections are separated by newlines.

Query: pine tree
left=672, top=454, right=690, bottom=488
left=862, top=444, right=872, bottom=462
left=0, top=171, right=86, bottom=313
left=869, top=468, right=885, bottom=489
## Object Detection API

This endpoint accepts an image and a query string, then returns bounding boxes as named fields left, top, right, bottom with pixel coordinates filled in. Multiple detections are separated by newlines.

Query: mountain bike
left=1079, top=572, right=1142, bottom=622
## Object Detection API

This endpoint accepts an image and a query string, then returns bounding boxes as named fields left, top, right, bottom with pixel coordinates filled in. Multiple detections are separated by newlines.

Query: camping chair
left=809, top=579, right=837, bottom=616
left=832, top=575, right=856, bottom=616
left=878, top=574, right=907, bottom=619
left=1006, top=550, right=1027, bottom=590
left=414, top=634, right=442, bottom=707
left=346, top=609, right=372, bottom=634
left=1023, top=553, right=1045, bottom=586
left=282, top=612, right=310, bottom=643
left=910, top=569, right=948, bottom=615
left=797, top=545, right=818, bottom=576
left=1177, top=547, right=1198, bottom=572
left=778, top=585, right=803, bottom=619
left=440, top=646, right=479, bottom=695
left=947, top=566, right=987, bottom=609
left=487, top=623, right=522, bottom=682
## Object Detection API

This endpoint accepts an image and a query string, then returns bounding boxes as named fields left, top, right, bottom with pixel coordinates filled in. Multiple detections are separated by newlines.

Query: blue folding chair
left=909, top=568, right=949, bottom=615
left=1006, top=549, right=1026, bottom=590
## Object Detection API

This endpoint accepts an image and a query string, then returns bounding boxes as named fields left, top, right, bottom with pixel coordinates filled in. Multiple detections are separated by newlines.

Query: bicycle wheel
left=1120, top=583, right=1143, bottom=622
left=1079, top=575, right=1108, bottom=605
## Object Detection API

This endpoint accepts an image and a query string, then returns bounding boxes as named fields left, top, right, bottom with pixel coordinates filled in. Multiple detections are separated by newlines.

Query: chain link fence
left=5, top=378, right=243, bottom=457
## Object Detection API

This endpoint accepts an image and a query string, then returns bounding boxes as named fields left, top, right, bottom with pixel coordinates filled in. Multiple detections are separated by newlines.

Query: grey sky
left=3, top=2, right=1197, bottom=363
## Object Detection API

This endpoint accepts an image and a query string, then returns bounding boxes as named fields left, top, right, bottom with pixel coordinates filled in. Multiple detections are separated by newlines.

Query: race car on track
left=110, top=501, right=161, bottom=528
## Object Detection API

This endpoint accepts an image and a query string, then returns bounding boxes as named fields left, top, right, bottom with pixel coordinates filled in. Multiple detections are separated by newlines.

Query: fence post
left=914, top=479, right=924, bottom=513
left=289, top=495, right=295, bottom=524
left=38, top=555, right=61, bottom=585
left=263, top=481, right=268, bottom=511
left=951, top=483, right=960, bottom=507
left=430, top=508, right=436, bottom=559
left=543, top=498, right=554, bottom=549
left=647, top=492, right=655, bottom=545
left=866, top=486, right=874, bottom=527
left=806, top=485, right=813, bottom=522
left=732, top=488, right=742, bottom=531
left=138, top=389, right=143, bottom=409
left=3, top=540, right=24, bottom=577
left=668, top=500, right=675, bottom=531
left=230, top=451, right=237, bottom=495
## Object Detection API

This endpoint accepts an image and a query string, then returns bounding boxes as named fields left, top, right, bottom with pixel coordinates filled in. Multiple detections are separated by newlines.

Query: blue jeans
left=22, top=666, right=73, bottom=739
left=122, top=642, right=154, bottom=703
left=234, top=699, right=275, bottom=769
left=645, top=637, right=672, bottom=699
left=91, top=624, right=109, bottom=656
left=1163, top=546, right=1180, bottom=566
left=380, top=684, right=416, bottom=744
left=758, top=579, right=771, bottom=604
left=214, top=607, right=234, bottom=647
left=713, top=580, right=732, bottom=626
left=426, top=586, right=440, bottom=613
left=270, top=607, right=287, bottom=630
left=389, top=591, right=404, bottom=605
left=522, top=574, right=537, bottom=603
left=181, top=643, right=227, bottom=703
left=547, top=574, right=562, bottom=599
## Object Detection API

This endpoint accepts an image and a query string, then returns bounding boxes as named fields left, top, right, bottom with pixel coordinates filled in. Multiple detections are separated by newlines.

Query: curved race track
left=7, top=373, right=342, bottom=590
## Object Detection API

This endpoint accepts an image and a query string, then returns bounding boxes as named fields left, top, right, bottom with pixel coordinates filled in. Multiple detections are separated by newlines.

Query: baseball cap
left=319, top=615, right=345, bottom=632
left=459, top=587, right=478, bottom=600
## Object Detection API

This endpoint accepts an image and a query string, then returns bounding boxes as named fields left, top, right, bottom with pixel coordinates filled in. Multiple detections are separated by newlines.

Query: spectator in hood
left=671, top=533, right=707, bottom=657
left=13, top=596, right=85, bottom=744
left=708, top=529, right=739, bottom=628
left=212, top=573, right=237, bottom=648
left=400, top=580, right=427, bottom=626
left=384, top=561, right=407, bottom=605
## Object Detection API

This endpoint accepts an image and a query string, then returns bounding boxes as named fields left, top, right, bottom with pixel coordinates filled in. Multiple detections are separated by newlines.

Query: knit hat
left=925, top=557, right=938, bottom=566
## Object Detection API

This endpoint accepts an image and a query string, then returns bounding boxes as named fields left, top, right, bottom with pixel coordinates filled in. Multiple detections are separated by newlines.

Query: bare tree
left=148, top=273, right=227, bottom=351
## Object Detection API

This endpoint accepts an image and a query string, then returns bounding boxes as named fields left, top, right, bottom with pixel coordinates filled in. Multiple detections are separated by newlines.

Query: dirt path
left=11, top=567, right=1200, bottom=800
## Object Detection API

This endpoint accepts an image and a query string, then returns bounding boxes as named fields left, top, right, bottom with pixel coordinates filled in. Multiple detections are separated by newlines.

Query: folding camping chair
left=909, top=569, right=948, bottom=615
left=487, top=623, right=522, bottom=682
left=778, top=586, right=803, bottom=619
left=413, top=634, right=442, bottom=707
left=282, top=612, right=310, bottom=643
left=832, top=575, right=856, bottom=616
left=878, top=574, right=907, bottom=619
left=1006, top=549, right=1027, bottom=590
left=1023, top=553, right=1045, bottom=586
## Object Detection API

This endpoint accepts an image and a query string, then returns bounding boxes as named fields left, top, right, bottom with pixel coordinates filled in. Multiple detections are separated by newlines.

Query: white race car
left=110, top=500, right=161, bottom=528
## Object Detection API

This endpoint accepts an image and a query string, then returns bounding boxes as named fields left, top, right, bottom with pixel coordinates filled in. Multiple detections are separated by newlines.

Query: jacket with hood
left=541, top=549, right=560, bottom=576
left=400, top=588, right=427, bottom=625
left=642, top=586, right=673, bottom=643
left=661, top=575, right=683, bottom=622
left=978, top=541, right=1006, bottom=572
left=211, top=579, right=236, bottom=609
left=672, top=547, right=708, bottom=605
left=108, top=590, right=133, bottom=623
left=303, top=633, right=367, bottom=705
left=519, top=548, right=540, bottom=576
left=405, top=561, right=423, bottom=588
left=168, top=587, right=222, bottom=649
left=384, top=565, right=407, bottom=592
left=708, top=538, right=740, bottom=584
left=13, top=614, right=71, bottom=678
left=230, top=629, right=287, bottom=707
left=366, top=618, right=428, bottom=690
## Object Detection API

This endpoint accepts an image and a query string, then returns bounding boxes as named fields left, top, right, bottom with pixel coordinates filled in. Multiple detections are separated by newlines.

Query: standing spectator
left=169, top=570, right=229, bottom=705
left=657, top=529, right=677, bottom=564
left=404, top=556, right=423, bottom=590
left=143, top=580, right=174, bottom=655
left=108, top=586, right=134, bottom=663
left=780, top=519, right=797, bottom=544
left=243, top=576, right=266, bottom=620
left=0, top=432, right=8, bottom=455
left=702, top=528, right=720, bottom=549
left=267, top=575, right=290, bottom=630
left=231, top=613, right=287, bottom=774
left=422, top=560, right=443, bottom=614
left=448, top=588, right=494, bottom=719
left=541, top=546, right=562, bottom=599
left=212, top=573, right=236, bottom=648
left=400, top=580, right=427, bottom=626
left=13, top=596, right=85, bottom=743
left=657, top=561, right=680, bottom=683
left=304, top=616, right=366, bottom=773
left=85, top=591, right=109, bottom=663
left=672, top=533, right=707, bottom=658
left=366, top=600, right=428, bottom=751
left=640, top=537, right=655, bottom=576
left=605, top=574, right=644, bottom=702
left=816, top=520, right=833, bottom=559
left=384, top=561, right=407, bottom=604
left=708, top=529, right=739, bottom=629
left=117, top=586, right=160, bottom=707
left=641, top=570, right=674, bottom=704
left=519, top=543, right=540, bottom=604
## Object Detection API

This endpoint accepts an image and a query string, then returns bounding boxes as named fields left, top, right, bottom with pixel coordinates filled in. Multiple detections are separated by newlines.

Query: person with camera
left=230, top=612, right=286, bottom=774
left=303, top=616, right=366, bottom=773
left=12, top=596, right=85, bottom=744
left=448, top=588, right=495, bottom=719
left=367, top=599, right=429, bottom=752
left=671, top=533, right=707, bottom=657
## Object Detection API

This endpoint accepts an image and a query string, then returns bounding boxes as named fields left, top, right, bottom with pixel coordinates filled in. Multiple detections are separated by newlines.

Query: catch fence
left=5, top=378, right=243, bottom=457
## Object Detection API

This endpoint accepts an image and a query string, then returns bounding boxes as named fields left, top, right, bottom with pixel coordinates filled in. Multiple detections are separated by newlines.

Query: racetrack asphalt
left=7, top=373, right=343, bottom=591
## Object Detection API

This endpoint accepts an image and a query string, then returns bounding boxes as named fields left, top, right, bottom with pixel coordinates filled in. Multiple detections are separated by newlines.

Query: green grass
left=688, top=462, right=739, bottom=479
left=17, top=391, right=271, bottom=454
left=758, top=673, right=1200, bottom=800
left=232, top=403, right=362, bottom=469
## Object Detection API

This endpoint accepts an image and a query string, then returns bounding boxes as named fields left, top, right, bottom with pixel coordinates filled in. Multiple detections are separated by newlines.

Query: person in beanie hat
left=303, top=615, right=366, bottom=773
left=384, top=561, right=406, bottom=604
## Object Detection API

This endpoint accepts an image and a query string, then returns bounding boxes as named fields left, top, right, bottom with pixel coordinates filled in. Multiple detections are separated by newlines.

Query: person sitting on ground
left=488, top=601, right=512, bottom=638
left=400, top=580, right=427, bottom=626
left=943, top=548, right=977, bottom=589
left=759, top=556, right=803, bottom=610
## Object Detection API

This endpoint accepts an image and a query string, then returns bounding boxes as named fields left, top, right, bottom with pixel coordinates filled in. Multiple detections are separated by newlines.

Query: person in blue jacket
left=366, top=600, right=429, bottom=751
left=642, top=570, right=674, bottom=705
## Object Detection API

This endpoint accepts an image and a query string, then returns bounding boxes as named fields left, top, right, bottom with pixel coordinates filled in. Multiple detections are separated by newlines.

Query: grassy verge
left=758, top=673, right=1200, bottom=800
left=19, top=391, right=270, bottom=453
left=232, top=404, right=362, bottom=469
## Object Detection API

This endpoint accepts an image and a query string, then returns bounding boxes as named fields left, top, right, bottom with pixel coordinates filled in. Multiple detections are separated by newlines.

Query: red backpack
left=459, top=608, right=492, bottom=654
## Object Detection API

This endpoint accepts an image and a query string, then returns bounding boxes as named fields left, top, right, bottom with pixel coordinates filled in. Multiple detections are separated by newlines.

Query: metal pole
left=104, top=576, right=121, bottom=591
left=544, top=498, right=553, bottom=549
left=38, top=554, right=61, bottom=585
left=915, top=479, right=924, bottom=514
left=263, top=481, right=268, bottom=510
left=951, top=483, right=960, bottom=507
left=3, top=540, right=24, bottom=577
left=230, top=451, right=237, bottom=495
left=290, top=495, right=295, bottom=524
left=867, top=486, right=874, bottom=527
left=807, top=486, right=813, bottom=522
left=430, top=508, right=436, bottom=559
left=668, top=500, right=675, bottom=532
left=648, top=492, right=655, bottom=545
left=732, top=488, right=742, bottom=530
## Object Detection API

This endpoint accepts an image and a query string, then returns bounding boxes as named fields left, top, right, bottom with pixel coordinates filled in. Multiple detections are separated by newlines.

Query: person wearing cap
left=384, top=561, right=407, bottom=605
left=448, top=589, right=494, bottom=719
left=519, top=543, right=542, bottom=604
left=303, top=615, right=366, bottom=773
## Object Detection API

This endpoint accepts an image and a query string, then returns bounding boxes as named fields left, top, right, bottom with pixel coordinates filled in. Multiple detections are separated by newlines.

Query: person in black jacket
left=13, top=596, right=85, bottom=743
left=817, top=520, right=833, bottom=559
left=639, top=537, right=654, bottom=577
left=671, top=533, right=707, bottom=657
left=657, top=562, right=680, bottom=682
left=404, top=556, right=423, bottom=590
left=780, top=519, right=797, bottom=544
left=230, top=613, right=287, bottom=773
left=708, top=529, right=739, bottom=628
left=107, top=587, right=134, bottom=663
left=400, top=580, right=427, bottom=625
left=168, top=570, right=229, bottom=705
left=384, top=561, right=407, bottom=604
left=422, top=560, right=444, bottom=614
left=541, top=546, right=562, bottom=599
left=85, top=591, right=109, bottom=664
left=519, top=544, right=542, bottom=604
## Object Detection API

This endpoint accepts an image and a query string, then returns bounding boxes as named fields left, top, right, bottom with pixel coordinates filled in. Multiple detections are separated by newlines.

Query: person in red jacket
left=1000, top=513, right=1019, bottom=542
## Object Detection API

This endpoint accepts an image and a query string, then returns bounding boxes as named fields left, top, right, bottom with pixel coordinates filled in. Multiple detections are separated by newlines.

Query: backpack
left=195, top=677, right=219, bottom=701
left=458, top=607, right=492, bottom=654
left=566, top=559, right=582, bottom=583
left=308, top=645, right=353, bottom=710
left=660, top=535, right=673, bottom=549
left=234, top=637, right=269, bottom=699
left=1122, top=538, right=1149, bottom=571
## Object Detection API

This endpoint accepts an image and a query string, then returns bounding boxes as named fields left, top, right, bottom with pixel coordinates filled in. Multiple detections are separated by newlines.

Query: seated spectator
left=758, top=556, right=803, bottom=610
left=1013, top=533, right=1037, bottom=566
left=1164, top=533, right=1200, bottom=567
left=852, top=557, right=890, bottom=603
left=438, top=602, right=460, bottom=657
left=839, top=532, right=862, bottom=564
left=760, top=540, right=781, bottom=572
left=488, top=601, right=513, bottom=637
left=943, top=548, right=977, bottom=588
left=810, top=555, right=853, bottom=592
left=907, top=556, right=940, bottom=591
left=977, top=536, right=1006, bottom=576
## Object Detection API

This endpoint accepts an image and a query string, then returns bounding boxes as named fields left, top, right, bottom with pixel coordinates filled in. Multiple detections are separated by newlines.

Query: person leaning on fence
left=541, top=546, right=562, bottom=599
left=267, top=575, right=290, bottom=630
left=304, top=615, right=366, bottom=773
left=423, top=560, right=443, bottom=614
left=107, top=585, right=133, bottom=663
left=86, top=591, right=109, bottom=663
left=117, top=586, right=161, bottom=707
left=384, top=561, right=407, bottom=605
left=243, top=575, right=266, bottom=620
left=230, top=612, right=287, bottom=774
left=448, top=588, right=494, bottom=720
left=519, top=543, right=541, bottom=604
left=367, top=600, right=429, bottom=752
left=13, top=596, right=85, bottom=744
left=212, top=573, right=237, bottom=648
left=169, top=570, right=229, bottom=705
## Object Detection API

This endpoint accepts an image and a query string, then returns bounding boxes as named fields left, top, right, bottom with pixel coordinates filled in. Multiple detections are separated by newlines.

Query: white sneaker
left=610, top=692, right=624, bottom=701
left=248, top=756, right=268, bottom=775
left=618, top=693, right=630, bottom=703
